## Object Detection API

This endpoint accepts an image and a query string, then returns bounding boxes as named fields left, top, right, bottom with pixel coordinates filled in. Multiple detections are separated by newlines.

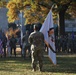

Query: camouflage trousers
left=31, top=48, right=44, bottom=71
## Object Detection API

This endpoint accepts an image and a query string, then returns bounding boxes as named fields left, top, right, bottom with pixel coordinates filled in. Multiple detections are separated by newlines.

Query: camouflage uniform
left=29, top=31, right=45, bottom=71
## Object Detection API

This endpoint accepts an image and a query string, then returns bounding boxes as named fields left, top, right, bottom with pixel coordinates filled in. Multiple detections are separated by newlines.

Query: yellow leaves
left=13, top=0, right=30, bottom=10
left=7, top=6, right=19, bottom=23
left=69, top=2, right=76, bottom=17
left=7, top=11, right=18, bottom=23
left=23, top=1, right=50, bottom=24
left=23, top=1, right=30, bottom=6
left=31, top=3, right=37, bottom=10
left=24, top=8, right=45, bottom=24
left=13, top=0, right=22, bottom=3
left=8, top=18, right=15, bottom=23
left=7, top=0, right=31, bottom=23
left=6, top=0, right=50, bottom=24
left=0, top=1, right=7, bottom=7
left=7, top=1, right=17, bottom=9
left=7, top=1, right=19, bottom=23
left=24, top=10, right=31, bottom=18
left=26, top=17, right=39, bottom=24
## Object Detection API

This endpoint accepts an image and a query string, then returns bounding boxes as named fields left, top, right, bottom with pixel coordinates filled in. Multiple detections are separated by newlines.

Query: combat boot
left=32, top=69, right=36, bottom=72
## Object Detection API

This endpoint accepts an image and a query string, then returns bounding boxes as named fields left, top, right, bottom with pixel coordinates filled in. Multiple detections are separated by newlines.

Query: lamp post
left=18, top=0, right=30, bottom=44
left=20, top=11, right=23, bottom=45
left=17, top=10, right=24, bottom=45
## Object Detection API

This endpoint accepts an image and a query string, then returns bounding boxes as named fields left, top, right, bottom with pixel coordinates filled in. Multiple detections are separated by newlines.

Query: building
left=0, top=8, right=8, bottom=32
left=65, top=19, right=76, bottom=34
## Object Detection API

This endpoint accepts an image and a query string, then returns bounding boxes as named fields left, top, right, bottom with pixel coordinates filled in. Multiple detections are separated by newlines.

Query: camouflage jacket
left=29, top=31, right=45, bottom=50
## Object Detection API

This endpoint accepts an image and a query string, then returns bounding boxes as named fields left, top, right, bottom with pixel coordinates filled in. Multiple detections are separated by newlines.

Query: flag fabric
left=40, top=10, right=57, bottom=65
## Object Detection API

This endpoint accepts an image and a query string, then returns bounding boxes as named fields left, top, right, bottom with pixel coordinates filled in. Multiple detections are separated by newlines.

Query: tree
left=6, top=0, right=49, bottom=24
left=6, top=0, right=76, bottom=35
left=30, top=0, right=76, bottom=35
left=6, top=0, right=31, bottom=23
left=52, top=0, right=76, bottom=35
left=0, top=0, right=7, bottom=7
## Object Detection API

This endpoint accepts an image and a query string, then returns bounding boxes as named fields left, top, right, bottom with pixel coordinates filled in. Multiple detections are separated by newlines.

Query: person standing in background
left=22, top=30, right=31, bottom=58
left=7, top=35, right=11, bottom=57
left=2, top=33, right=7, bottom=57
left=10, top=35, right=17, bottom=57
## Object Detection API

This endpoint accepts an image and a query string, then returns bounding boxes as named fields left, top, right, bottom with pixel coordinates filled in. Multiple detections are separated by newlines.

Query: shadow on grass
left=43, top=57, right=76, bottom=74
left=0, top=57, right=31, bottom=72
left=0, top=56, right=76, bottom=74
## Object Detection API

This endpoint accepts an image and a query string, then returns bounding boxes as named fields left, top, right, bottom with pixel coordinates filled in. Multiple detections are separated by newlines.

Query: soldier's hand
left=44, top=40, right=49, bottom=47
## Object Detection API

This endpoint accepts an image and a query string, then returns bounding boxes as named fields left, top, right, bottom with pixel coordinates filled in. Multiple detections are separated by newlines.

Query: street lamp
left=20, top=11, right=23, bottom=45
left=18, top=0, right=30, bottom=44
left=18, top=11, right=24, bottom=46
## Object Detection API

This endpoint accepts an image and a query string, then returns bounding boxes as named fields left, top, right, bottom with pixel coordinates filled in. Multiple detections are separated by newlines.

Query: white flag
left=40, top=10, right=57, bottom=65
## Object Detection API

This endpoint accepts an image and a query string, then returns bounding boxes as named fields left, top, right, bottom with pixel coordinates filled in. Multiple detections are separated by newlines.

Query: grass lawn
left=0, top=54, right=76, bottom=75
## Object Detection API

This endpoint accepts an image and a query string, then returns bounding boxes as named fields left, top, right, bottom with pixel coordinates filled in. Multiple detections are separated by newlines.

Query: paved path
left=8, top=45, right=75, bottom=57
left=16, top=46, right=76, bottom=57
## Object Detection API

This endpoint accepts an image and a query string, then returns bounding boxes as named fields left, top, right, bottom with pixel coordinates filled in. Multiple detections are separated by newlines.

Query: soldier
left=28, top=25, right=45, bottom=72
left=10, top=35, right=17, bottom=57
left=22, top=30, right=31, bottom=58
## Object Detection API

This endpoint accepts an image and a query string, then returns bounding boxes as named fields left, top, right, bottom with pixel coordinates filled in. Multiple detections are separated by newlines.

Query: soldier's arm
left=44, top=40, right=49, bottom=47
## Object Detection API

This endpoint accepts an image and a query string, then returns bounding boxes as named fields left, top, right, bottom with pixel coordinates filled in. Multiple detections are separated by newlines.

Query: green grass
left=0, top=55, right=76, bottom=75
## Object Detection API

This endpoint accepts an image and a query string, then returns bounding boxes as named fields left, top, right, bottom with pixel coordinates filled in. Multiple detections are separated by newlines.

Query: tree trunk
left=58, top=11, right=65, bottom=36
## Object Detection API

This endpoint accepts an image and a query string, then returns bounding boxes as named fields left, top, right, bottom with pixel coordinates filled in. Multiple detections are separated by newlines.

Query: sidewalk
left=15, top=46, right=76, bottom=58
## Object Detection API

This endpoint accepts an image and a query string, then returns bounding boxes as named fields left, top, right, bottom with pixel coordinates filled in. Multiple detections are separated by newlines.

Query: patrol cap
left=33, top=24, right=38, bottom=30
